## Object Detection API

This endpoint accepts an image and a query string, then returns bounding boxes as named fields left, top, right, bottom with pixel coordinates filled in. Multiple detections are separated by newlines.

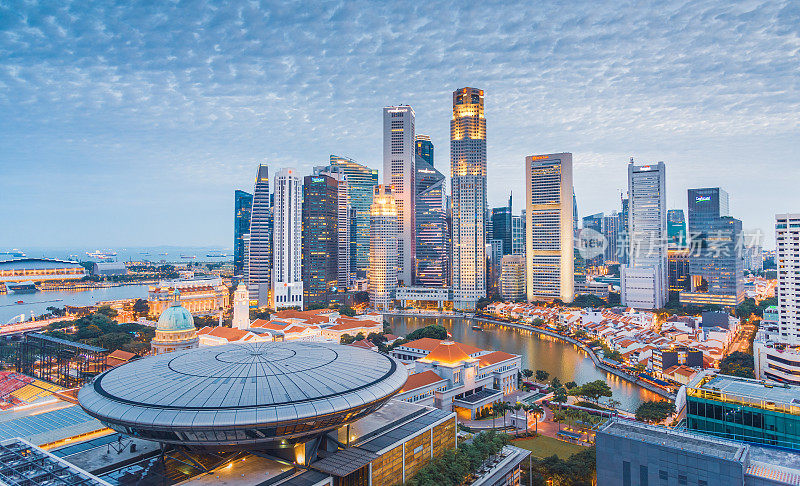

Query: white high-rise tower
left=776, top=214, right=800, bottom=345
left=272, top=168, right=303, bottom=309
left=621, top=160, right=668, bottom=309
left=370, top=185, right=398, bottom=311
left=525, top=153, right=574, bottom=303
left=450, top=87, right=487, bottom=310
left=232, top=283, right=249, bottom=330
left=383, top=106, right=415, bottom=286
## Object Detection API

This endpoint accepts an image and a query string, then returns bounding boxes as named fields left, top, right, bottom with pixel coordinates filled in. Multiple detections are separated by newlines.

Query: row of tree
left=405, top=430, right=510, bottom=486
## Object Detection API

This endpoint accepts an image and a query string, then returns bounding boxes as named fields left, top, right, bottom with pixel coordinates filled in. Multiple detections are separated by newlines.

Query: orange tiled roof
left=328, top=321, right=373, bottom=331
left=478, top=351, right=517, bottom=367
left=197, top=326, right=250, bottom=341
left=107, top=349, right=136, bottom=361
left=349, top=339, right=376, bottom=350
left=250, top=320, right=289, bottom=331
left=400, top=370, right=446, bottom=393
left=401, top=338, right=444, bottom=351
left=419, top=341, right=475, bottom=365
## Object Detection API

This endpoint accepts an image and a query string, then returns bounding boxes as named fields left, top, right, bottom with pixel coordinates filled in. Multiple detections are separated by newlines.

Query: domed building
left=150, top=292, right=199, bottom=355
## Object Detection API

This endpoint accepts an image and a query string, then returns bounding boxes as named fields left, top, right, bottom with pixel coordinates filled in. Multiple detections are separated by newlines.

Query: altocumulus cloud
left=0, top=0, right=798, bottom=246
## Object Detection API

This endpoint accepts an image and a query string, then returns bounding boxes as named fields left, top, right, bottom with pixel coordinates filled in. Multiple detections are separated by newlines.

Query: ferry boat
left=181, top=255, right=197, bottom=259
left=0, top=249, right=26, bottom=258
left=472, top=325, right=483, bottom=331
left=7, top=281, right=38, bottom=294
left=205, top=253, right=227, bottom=258
left=86, top=250, right=118, bottom=259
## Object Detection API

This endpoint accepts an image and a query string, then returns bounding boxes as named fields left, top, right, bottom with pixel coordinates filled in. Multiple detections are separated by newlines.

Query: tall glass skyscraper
left=667, top=209, right=687, bottom=249
left=302, top=174, right=339, bottom=306
left=491, top=195, right=513, bottom=255
left=525, top=153, right=574, bottom=303
left=415, top=135, right=434, bottom=166
left=414, top=154, right=446, bottom=287
left=329, top=155, right=379, bottom=278
left=234, top=190, right=253, bottom=276
left=383, top=105, right=415, bottom=286
left=511, top=215, right=525, bottom=256
left=248, top=165, right=271, bottom=306
left=621, top=160, right=667, bottom=309
left=681, top=188, right=743, bottom=306
left=370, top=185, right=398, bottom=311
left=451, top=87, right=487, bottom=310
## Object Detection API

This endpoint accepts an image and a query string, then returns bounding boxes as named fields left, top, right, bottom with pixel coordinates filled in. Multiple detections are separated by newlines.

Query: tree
left=552, top=387, right=568, bottom=409
left=527, top=403, right=543, bottom=434
left=132, top=299, right=150, bottom=319
left=635, top=400, right=676, bottom=423
left=736, top=298, right=758, bottom=320
left=607, top=398, right=622, bottom=416
left=521, top=369, right=534, bottom=380
left=353, top=291, right=370, bottom=305
left=95, top=305, right=118, bottom=318
left=570, top=380, right=612, bottom=404
left=535, top=369, right=550, bottom=382
left=719, top=351, right=755, bottom=378
left=551, top=377, right=562, bottom=389
left=405, top=325, right=448, bottom=341
left=339, top=305, right=356, bottom=317
left=564, top=381, right=577, bottom=390
left=552, top=410, right=566, bottom=431
left=340, top=334, right=356, bottom=345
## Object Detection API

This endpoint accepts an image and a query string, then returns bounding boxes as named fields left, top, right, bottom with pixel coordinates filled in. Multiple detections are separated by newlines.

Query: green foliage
left=353, top=291, right=370, bottom=305
left=569, top=380, right=612, bottom=403
left=564, top=381, right=577, bottom=390
left=525, top=447, right=596, bottom=486
left=551, top=377, right=562, bottom=389
left=193, top=315, right=219, bottom=328
left=635, top=400, right=676, bottom=423
left=757, top=297, right=777, bottom=316
left=132, top=299, right=150, bottom=318
left=719, top=351, right=755, bottom=378
left=339, top=305, right=356, bottom=317
left=305, top=303, right=328, bottom=311
left=552, top=387, right=568, bottom=407
left=95, top=305, right=118, bottom=318
left=405, top=430, right=510, bottom=486
left=736, top=298, right=758, bottom=319
left=522, top=369, right=534, bottom=379
left=249, top=309, right=271, bottom=320
left=535, top=369, right=550, bottom=382
left=43, top=311, right=153, bottom=354
left=340, top=334, right=356, bottom=345
left=406, top=324, right=448, bottom=341
left=570, top=294, right=608, bottom=308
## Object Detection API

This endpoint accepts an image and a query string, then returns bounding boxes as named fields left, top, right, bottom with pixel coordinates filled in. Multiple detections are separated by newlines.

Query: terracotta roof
left=197, top=326, right=250, bottom=341
left=328, top=319, right=379, bottom=331
left=419, top=341, right=475, bottom=365
left=401, top=338, right=443, bottom=351
left=250, top=320, right=289, bottom=331
left=478, top=351, right=518, bottom=367
left=384, top=334, right=398, bottom=341
left=349, top=339, right=376, bottom=350
left=400, top=370, right=446, bottom=393
left=107, top=350, right=136, bottom=361
left=273, top=309, right=335, bottom=320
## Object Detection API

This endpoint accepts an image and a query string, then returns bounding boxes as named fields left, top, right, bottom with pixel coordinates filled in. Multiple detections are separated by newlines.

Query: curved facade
left=78, top=342, right=407, bottom=448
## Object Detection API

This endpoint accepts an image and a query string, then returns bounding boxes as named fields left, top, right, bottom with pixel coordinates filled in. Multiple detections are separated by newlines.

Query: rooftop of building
left=478, top=351, right=518, bottom=367
left=400, top=371, right=447, bottom=393
left=400, top=338, right=484, bottom=356
left=692, top=371, right=800, bottom=408
left=0, top=258, right=83, bottom=270
left=419, top=341, right=477, bottom=365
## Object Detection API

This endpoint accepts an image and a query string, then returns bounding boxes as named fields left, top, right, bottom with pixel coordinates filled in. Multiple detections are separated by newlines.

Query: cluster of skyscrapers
left=232, top=88, right=757, bottom=314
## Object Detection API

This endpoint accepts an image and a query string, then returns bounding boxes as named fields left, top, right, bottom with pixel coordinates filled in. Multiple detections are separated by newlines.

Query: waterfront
left=386, top=315, right=662, bottom=412
left=0, top=284, right=149, bottom=324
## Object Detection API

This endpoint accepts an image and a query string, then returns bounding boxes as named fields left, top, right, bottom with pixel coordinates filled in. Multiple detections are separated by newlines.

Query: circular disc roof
left=78, top=342, right=407, bottom=446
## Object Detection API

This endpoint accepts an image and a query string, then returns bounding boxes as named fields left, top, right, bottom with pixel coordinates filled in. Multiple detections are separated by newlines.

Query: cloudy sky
left=1, top=0, right=798, bottom=249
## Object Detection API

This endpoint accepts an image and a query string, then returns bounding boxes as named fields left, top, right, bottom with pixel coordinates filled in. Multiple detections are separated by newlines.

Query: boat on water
left=16, top=300, right=23, bottom=304
left=472, top=325, right=483, bottom=331
left=205, top=253, right=227, bottom=258
left=86, top=250, right=118, bottom=259
left=0, top=249, right=26, bottom=258
left=181, top=255, right=197, bottom=259
left=7, top=281, right=38, bottom=294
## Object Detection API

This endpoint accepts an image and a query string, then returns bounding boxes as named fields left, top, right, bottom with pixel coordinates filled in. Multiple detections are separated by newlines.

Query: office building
left=301, top=174, right=339, bottom=307
left=776, top=214, right=800, bottom=345
left=486, top=239, right=503, bottom=296
left=450, top=87, right=487, bottom=310
left=415, top=134, right=434, bottom=165
left=370, top=185, right=398, bottom=311
left=621, top=160, right=667, bottom=309
left=525, top=153, right=574, bottom=303
left=681, top=188, right=744, bottom=306
left=329, top=154, right=379, bottom=279
left=668, top=248, right=692, bottom=292
left=491, top=195, right=513, bottom=255
left=596, top=418, right=800, bottom=486
left=272, top=168, right=303, bottom=310
left=619, top=196, right=630, bottom=265
left=603, top=212, right=620, bottom=264
left=744, top=244, right=764, bottom=273
left=233, top=190, right=253, bottom=276
left=753, top=306, right=800, bottom=385
left=313, top=165, right=350, bottom=290
left=582, top=212, right=604, bottom=269
left=414, top=151, right=447, bottom=287
left=383, top=105, right=415, bottom=286
left=668, top=208, right=687, bottom=249
left=148, top=277, right=229, bottom=316
left=511, top=214, right=524, bottom=256
left=500, top=254, right=526, bottom=301
left=684, top=370, right=800, bottom=451
left=248, top=164, right=272, bottom=306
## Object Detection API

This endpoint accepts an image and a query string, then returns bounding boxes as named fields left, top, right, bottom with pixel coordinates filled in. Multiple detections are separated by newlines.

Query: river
left=0, top=285, right=150, bottom=324
left=386, top=315, right=661, bottom=412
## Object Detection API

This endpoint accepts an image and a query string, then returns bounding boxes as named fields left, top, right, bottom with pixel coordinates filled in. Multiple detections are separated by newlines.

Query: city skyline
left=2, top=1, right=798, bottom=248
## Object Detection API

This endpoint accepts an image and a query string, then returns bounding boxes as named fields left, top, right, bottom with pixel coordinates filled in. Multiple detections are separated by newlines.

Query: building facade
left=272, top=168, right=303, bottom=309
left=248, top=164, right=272, bottom=306
left=500, top=254, right=526, bottom=301
left=314, top=166, right=350, bottom=290
left=776, top=214, right=800, bottom=345
left=491, top=195, right=513, bottom=255
left=233, top=190, right=253, bottom=276
left=621, top=160, right=667, bottom=309
left=511, top=214, right=525, bottom=256
left=383, top=105, right=415, bottom=286
left=667, top=208, right=687, bottom=249
left=302, top=174, right=339, bottom=307
left=450, top=87, right=487, bottom=310
left=150, top=296, right=199, bottom=355
left=369, top=185, right=398, bottom=311
left=414, top=153, right=447, bottom=287
left=602, top=212, right=620, bottom=264
left=415, top=134, right=433, bottom=166
left=329, top=155, right=379, bottom=279
left=148, top=277, right=229, bottom=316
left=525, top=153, right=574, bottom=303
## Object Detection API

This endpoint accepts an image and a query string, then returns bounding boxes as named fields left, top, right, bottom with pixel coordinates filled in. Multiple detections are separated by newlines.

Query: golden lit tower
left=450, top=87, right=487, bottom=310
left=369, top=185, right=399, bottom=311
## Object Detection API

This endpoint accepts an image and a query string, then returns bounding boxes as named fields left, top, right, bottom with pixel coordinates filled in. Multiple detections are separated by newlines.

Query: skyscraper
left=667, top=209, right=687, bottom=249
left=272, top=168, right=303, bottom=310
left=525, top=153, right=574, bottom=303
left=582, top=212, right=604, bottom=270
left=492, top=195, right=513, bottom=255
left=234, top=190, right=253, bottom=276
left=776, top=214, right=800, bottom=345
left=621, top=160, right=667, bottom=309
left=248, top=164, right=272, bottom=306
left=511, top=215, right=525, bottom=256
left=414, top=152, right=447, bottom=287
left=370, top=185, right=398, bottom=311
left=602, top=213, right=620, bottom=264
left=314, top=165, right=350, bottom=290
left=619, top=196, right=630, bottom=264
left=383, top=106, right=415, bottom=286
left=329, top=155, right=379, bottom=279
left=302, top=174, right=339, bottom=306
left=681, top=188, right=743, bottom=306
left=415, top=135, right=434, bottom=166
left=450, top=87, right=487, bottom=310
